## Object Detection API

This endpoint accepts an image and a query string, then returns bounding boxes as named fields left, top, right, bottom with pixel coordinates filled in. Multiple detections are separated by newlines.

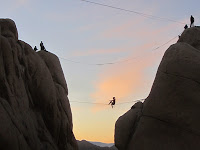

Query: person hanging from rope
left=190, top=15, right=194, bottom=27
left=108, top=97, right=116, bottom=108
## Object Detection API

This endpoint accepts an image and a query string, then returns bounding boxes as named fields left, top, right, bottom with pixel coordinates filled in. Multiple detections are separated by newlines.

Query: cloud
left=101, top=18, right=182, bottom=42
left=71, top=48, right=126, bottom=57
left=90, top=49, right=160, bottom=112
left=17, top=0, right=28, bottom=5
left=90, top=20, right=180, bottom=112
left=9, top=0, right=29, bottom=10
left=15, top=0, right=29, bottom=7
left=101, top=18, right=144, bottom=39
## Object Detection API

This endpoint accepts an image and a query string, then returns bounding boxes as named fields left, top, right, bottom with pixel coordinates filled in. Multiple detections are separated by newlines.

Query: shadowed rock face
left=115, top=102, right=143, bottom=150
left=115, top=27, right=200, bottom=150
left=0, top=19, right=78, bottom=150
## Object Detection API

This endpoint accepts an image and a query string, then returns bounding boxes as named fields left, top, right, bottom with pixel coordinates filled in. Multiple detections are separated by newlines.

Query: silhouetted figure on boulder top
left=184, top=24, right=188, bottom=30
left=190, top=15, right=194, bottom=27
left=40, top=41, right=46, bottom=51
left=34, top=46, right=38, bottom=51
left=108, top=97, right=116, bottom=108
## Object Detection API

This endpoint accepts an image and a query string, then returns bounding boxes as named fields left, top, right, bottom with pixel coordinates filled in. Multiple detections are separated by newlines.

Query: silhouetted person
left=108, top=97, right=116, bottom=108
left=40, top=41, right=46, bottom=51
left=190, top=15, right=194, bottom=27
left=34, top=46, right=38, bottom=51
left=184, top=24, right=188, bottom=29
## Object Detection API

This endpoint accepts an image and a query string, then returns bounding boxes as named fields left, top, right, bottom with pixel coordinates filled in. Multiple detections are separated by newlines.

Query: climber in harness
left=108, top=97, right=116, bottom=108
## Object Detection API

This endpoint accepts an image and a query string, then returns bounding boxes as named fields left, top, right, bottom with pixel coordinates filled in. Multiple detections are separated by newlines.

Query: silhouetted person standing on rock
left=34, top=46, right=38, bottom=51
left=40, top=41, right=46, bottom=51
left=184, top=24, right=188, bottom=30
left=108, top=97, right=116, bottom=108
left=190, top=15, right=194, bottom=27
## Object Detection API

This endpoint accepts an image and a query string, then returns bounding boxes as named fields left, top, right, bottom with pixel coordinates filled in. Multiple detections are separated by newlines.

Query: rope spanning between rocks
left=7, top=94, right=145, bottom=106
left=80, top=0, right=186, bottom=25
left=69, top=98, right=145, bottom=105
left=59, top=35, right=178, bottom=66
left=60, top=1, right=187, bottom=65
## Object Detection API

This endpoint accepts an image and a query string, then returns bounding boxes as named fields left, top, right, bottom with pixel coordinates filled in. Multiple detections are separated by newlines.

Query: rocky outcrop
left=0, top=19, right=78, bottom=150
left=115, top=27, right=200, bottom=150
left=115, top=102, right=142, bottom=150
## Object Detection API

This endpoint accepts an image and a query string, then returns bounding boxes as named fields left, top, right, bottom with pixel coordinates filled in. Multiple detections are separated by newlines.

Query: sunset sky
left=1, top=0, right=200, bottom=143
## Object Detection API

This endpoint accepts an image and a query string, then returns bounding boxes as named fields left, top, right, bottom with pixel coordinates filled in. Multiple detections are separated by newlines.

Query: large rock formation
left=115, top=27, right=200, bottom=150
left=0, top=19, right=78, bottom=150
